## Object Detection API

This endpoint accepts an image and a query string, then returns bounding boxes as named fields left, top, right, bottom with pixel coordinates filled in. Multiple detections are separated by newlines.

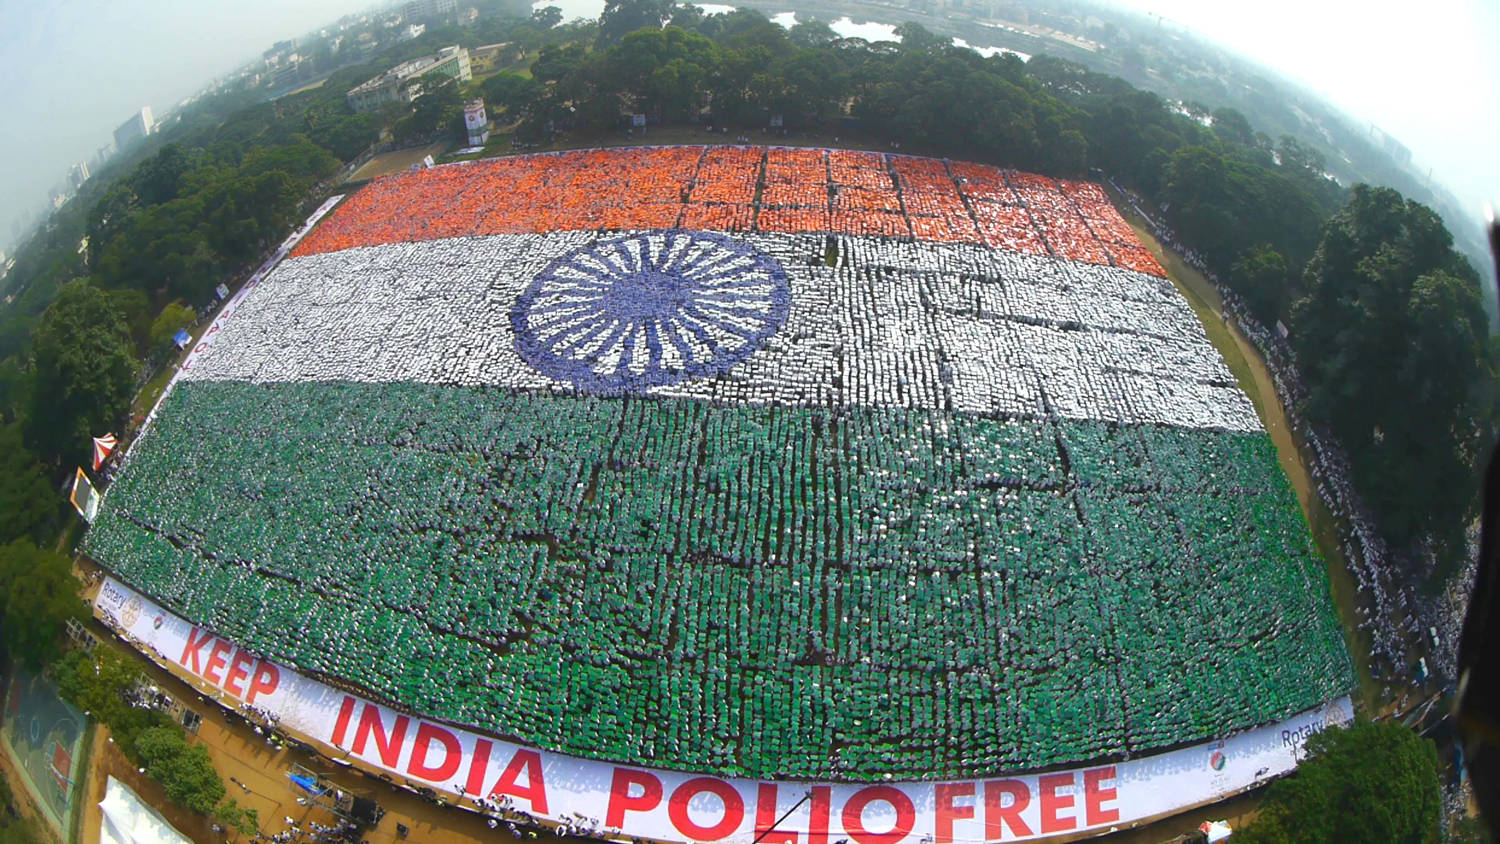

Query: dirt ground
left=346, top=142, right=453, bottom=183
left=73, top=627, right=530, bottom=844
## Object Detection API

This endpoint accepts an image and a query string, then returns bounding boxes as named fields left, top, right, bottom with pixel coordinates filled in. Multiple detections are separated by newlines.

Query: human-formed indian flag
left=86, top=147, right=1351, bottom=783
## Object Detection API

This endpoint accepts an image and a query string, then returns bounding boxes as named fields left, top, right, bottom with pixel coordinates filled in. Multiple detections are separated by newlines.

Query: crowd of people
left=85, top=150, right=1352, bottom=784
left=1109, top=179, right=1470, bottom=694
left=290, top=145, right=1165, bottom=279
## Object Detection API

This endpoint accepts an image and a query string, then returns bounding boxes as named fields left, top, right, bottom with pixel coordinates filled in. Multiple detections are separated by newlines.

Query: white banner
left=95, top=577, right=1351, bottom=843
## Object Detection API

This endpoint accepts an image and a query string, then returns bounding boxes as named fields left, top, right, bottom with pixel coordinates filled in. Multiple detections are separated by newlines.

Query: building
left=459, top=6, right=479, bottom=25
left=69, top=161, right=91, bottom=190
left=112, top=107, right=155, bottom=151
left=468, top=42, right=520, bottom=75
left=404, top=0, right=458, bottom=21
left=401, top=23, right=426, bottom=40
left=346, top=45, right=471, bottom=113
left=464, top=99, right=489, bottom=146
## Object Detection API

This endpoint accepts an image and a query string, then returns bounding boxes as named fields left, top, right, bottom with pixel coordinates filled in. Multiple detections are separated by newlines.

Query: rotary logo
left=120, top=596, right=143, bottom=628
left=1210, top=750, right=1227, bottom=771
left=1325, top=699, right=1352, bottom=729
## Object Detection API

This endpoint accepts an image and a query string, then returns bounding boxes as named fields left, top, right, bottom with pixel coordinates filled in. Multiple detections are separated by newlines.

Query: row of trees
left=479, top=3, right=1495, bottom=574
left=52, top=646, right=258, bottom=834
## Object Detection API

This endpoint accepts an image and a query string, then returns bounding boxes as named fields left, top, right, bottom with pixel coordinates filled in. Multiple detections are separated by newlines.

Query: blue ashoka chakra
left=513, top=231, right=790, bottom=392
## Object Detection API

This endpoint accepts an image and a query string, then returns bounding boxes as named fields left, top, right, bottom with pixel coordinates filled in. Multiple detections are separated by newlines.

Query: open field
left=344, top=141, right=452, bottom=183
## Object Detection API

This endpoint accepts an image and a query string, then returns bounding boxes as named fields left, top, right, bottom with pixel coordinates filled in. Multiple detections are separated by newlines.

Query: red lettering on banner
left=668, top=777, right=744, bottom=840
left=1083, top=768, right=1119, bottom=826
left=808, top=786, right=831, bottom=844
left=466, top=739, right=492, bottom=797
left=606, top=769, right=662, bottom=829
left=842, top=786, right=915, bottom=844
left=407, top=723, right=461, bottom=782
left=935, top=784, right=975, bottom=844
left=351, top=704, right=409, bottom=768
left=1037, top=774, right=1076, bottom=833
left=488, top=749, right=548, bottom=814
left=331, top=696, right=357, bottom=747
left=194, top=342, right=210, bottom=354
left=204, top=640, right=231, bottom=685
left=180, top=628, right=214, bottom=674
left=247, top=661, right=279, bottom=703
left=983, top=781, right=1032, bottom=839
left=755, top=784, right=798, bottom=844
left=224, top=649, right=253, bottom=697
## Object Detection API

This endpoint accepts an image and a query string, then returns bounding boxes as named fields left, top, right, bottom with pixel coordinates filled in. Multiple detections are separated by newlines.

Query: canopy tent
left=92, top=434, right=118, bottom=471
left=98, top=776, right=190, bottom=844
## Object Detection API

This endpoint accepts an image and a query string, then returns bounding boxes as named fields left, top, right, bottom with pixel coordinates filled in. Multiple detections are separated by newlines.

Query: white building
left=404, top=0, right=458, bottom=21
left=69, top=161, right=91, bottom=190
left=346, top=45, right=471, bottom=113
left=112, top=107, right=155, bottom=151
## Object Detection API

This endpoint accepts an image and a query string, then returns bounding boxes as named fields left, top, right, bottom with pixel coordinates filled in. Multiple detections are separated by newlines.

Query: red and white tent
left=92, top=433, right=118, bottom=471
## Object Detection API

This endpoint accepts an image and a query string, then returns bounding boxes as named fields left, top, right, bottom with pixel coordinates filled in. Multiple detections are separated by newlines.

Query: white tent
left=98, top=776, right=191, bottom=844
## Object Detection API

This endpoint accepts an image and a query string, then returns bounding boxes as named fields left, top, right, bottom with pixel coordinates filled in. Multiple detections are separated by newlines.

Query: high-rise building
left=404, top=0, right=458, bottom=22
left=112, top=107, right=156, bottom=151
left=69, top=161, right=91, bottom=190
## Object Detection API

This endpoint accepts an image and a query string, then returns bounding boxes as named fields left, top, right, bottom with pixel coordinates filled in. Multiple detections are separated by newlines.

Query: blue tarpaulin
left=172, top=329, right=192, bottom=349
left=287, top=773, right=323, bottom=795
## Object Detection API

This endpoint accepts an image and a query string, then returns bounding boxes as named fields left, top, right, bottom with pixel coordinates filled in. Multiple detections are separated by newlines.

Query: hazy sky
left=1, top=0, right=1497, bottom=252
left=0, top=0, right=373, bottom=249
left=1110, top=0, right=1500, bottom=223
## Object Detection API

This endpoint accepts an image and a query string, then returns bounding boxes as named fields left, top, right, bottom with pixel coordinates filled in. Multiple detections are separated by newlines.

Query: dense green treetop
left=1237, top=720, right=1441, bottom=844
left=26, top=281, right=136, bottom=465
left=1293, top=185, right=1493, bottom=566
left=0, top=540, right=86, bottom=669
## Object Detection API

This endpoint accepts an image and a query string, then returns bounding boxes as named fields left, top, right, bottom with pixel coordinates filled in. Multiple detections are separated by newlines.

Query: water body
left=533, top=0, right=604, bottom=22
left=951, top=36, right=1031, bottom=61
left=530, top=1, right=1029, bottom=60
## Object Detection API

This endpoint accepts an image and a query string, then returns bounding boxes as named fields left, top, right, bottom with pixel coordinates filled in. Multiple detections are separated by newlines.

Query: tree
left=53, top=647, right=172, bottom=759
left=597, top=0, right=673, bottom=46
left=0, top=425, right=59, bottom=546
left=1291, top=185, right=1493, bottom=566
left=532, top=5, right=563, bottom=28
left=135, top=727, right=227, bottom=814
left=149, top=302, right=196, bottom=350
left=214, top=800, right=260, bottom=837
left=788, top=18, right=838, bottom=48
left=1230, top=244, right=1289, bottom=322
left=894, top=21, right=947, bottom=52
left=482, top=72, right=543, bottom=116
left=0, top=540, right=87, bottom=669
left=25, top=281, right=137, bottom=465
left=1237, top=720, right=1440, bottom=844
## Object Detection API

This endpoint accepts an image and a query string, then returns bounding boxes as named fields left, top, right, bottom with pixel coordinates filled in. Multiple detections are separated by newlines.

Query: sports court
left=2, top=668, right=87, bottom=838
